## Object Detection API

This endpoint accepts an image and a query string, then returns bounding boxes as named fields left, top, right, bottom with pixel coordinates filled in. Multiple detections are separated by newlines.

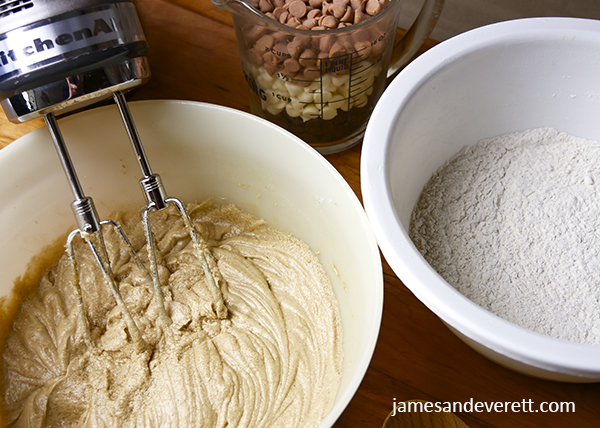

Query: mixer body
left=0, top=0, right=150, bottom=122
left=0, top=1, right=227, bottom=347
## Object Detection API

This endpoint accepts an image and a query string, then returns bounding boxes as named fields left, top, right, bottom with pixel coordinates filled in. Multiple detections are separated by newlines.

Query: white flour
left=409, top=127, right=600, bottom=345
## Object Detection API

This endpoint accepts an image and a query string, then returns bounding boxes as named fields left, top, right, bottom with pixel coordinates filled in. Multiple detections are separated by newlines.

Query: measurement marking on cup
left=346, top=51, right=355, bottom=113
left=246, top=38, right=381, bottom=125
left=350, top=77, right=369, bottom=90
left=350, top=88, right=372, bottom=99
left=355, top=61, right=377, bottom=72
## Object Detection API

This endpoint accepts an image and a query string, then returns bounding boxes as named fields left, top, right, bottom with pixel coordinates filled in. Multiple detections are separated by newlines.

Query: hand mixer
left=0, top=0, right=227, bottom=347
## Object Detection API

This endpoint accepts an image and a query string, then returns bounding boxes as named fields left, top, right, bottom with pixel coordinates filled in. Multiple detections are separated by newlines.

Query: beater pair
left=0, top=0, right=227, bottom=347
left=46, top=92, right=228, bottom=348
left=45, top=91, right=227, bottom=346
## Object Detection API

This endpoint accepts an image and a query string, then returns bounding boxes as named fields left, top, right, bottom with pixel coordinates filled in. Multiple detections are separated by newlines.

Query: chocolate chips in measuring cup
left=249, top=0, right=390, bottom=29
left=242, top=0, right=392, bottom=147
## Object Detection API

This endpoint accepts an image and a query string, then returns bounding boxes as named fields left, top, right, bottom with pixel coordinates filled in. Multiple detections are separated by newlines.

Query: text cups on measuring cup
left=214, top=0, right=444, bottom=154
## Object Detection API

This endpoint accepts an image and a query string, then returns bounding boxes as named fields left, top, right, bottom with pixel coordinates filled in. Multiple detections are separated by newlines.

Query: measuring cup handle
left=387, top=0, right=445, bottom=79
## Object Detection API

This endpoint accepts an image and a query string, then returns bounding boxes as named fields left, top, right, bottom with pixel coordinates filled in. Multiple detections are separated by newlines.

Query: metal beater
left=113, top=91, right=228, bottom=321
left=45, top=111, right=156, bottom=347
left=0, top=0, right=226, bottom=346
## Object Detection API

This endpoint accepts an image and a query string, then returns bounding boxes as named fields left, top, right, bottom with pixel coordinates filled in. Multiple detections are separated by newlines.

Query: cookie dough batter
left=1, top=201, right=343, bottom=427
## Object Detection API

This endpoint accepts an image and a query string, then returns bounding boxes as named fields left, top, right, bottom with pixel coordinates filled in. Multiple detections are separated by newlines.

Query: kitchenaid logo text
left=0, top=18, right=114, bottom=67
left=0, top=5, right=141, bottom=78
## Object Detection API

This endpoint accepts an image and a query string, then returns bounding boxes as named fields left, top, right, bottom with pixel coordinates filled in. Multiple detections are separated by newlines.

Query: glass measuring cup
left=212, top=0, right=444, bottom=154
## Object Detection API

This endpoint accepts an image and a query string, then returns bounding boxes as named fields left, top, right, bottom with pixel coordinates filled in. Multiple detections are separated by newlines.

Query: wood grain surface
left=1, top=1, right=599, bottom=427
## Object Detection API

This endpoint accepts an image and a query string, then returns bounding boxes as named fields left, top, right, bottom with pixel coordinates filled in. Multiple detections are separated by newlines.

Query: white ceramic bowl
left=362, top=17, right=600, bottom=382
left=0, top=100, right=382, bottom=424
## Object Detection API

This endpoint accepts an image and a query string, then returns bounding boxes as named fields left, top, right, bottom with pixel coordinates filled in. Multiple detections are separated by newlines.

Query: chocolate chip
left=320, top=15, right=339, bottom=28
left=258, top=0, right=274, bottom=13
left=365, top=0, right=382, bottom=15
left=288, top=0, right=308, bottom=18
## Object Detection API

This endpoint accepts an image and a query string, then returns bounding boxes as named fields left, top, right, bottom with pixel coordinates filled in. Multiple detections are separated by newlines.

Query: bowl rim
left=0, top=99, right=383, bottom=424
left=361, top=17, right=600, bottom=378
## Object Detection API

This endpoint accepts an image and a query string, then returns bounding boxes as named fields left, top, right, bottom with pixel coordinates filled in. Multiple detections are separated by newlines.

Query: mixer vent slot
left=0, top=0, right=34, bottom=19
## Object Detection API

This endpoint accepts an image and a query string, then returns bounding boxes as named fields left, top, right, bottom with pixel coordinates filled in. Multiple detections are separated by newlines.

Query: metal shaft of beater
left=113, top=91, right=168, bottom=210
left=45, top=113, right=97, bottom=231
left=44, top=113, right=143, bottom=345
left=113, top=92, right=228, bottom=320
left=113, top=91, right=171, bottom=326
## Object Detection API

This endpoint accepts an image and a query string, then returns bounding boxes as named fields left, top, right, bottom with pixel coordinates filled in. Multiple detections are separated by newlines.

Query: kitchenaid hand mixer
left=0, top=0, right=227, bottom=347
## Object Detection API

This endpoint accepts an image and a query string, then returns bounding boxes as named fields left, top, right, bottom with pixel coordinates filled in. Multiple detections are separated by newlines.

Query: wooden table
left=1, top=1, right=599, bottom=427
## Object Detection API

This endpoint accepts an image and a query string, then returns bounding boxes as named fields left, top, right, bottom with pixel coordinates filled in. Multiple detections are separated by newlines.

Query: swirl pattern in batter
left=1, top=201, right=343, bottom=427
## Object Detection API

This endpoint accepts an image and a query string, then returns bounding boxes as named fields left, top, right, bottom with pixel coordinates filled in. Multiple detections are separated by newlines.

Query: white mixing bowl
left=362, top=17, right=600, bottom=382
left=0, top=100, right=383, bottom=425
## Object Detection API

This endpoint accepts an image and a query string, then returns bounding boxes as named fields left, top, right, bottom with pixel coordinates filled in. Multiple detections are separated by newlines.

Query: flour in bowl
left=410, top=127, right=600, bottom=345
